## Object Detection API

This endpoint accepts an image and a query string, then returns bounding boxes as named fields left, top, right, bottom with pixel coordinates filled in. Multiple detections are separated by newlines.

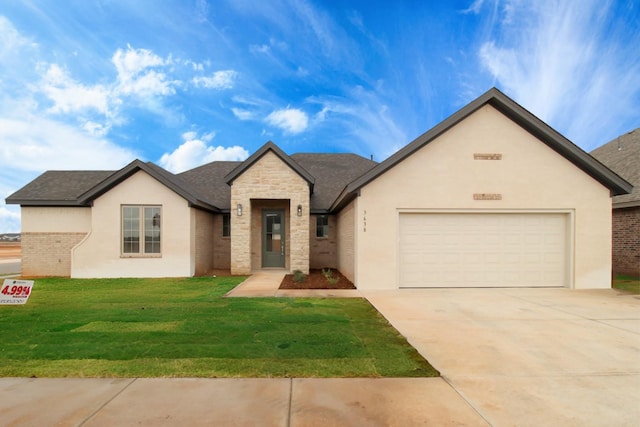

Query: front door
left=262, top=210, right=285, bottom=268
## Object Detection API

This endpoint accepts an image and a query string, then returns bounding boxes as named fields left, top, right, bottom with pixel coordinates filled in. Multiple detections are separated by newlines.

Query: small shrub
left=327, top=276, right=340, bottom=286
left=293, top=270, right=306, bottom=282
left=322, top=268, right=340, bottom=286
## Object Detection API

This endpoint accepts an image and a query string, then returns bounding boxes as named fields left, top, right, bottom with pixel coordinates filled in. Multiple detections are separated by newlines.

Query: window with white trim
left=122, top=206, right=161, bottom=255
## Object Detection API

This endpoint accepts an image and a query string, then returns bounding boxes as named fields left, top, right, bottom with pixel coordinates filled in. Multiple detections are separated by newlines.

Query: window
left=316, top=215, right=329, bottom=238
left=222, top=213, right=230, bottom=237
left=122, top=206, right=161, bottom=255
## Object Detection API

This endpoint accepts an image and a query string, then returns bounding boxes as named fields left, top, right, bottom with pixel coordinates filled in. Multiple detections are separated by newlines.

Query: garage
left=399, top=212, right=569, bottom=288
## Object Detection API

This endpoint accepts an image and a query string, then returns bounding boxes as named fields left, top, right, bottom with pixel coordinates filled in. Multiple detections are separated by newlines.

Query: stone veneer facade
left=230, top=151, right=310, bottom=274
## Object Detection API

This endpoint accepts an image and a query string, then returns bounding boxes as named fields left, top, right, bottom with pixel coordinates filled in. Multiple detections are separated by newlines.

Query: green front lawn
left=613, top=275, right=640, bottom=294
left=0, top=277, right=438, bottom=378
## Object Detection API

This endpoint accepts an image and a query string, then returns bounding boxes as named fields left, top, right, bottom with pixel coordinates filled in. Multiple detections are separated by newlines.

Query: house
left=6, top=88, right=632, bottom=289
left=591, top=129, right=640, bottom=277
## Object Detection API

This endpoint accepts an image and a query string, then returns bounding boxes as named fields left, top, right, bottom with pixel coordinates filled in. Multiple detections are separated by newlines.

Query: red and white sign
left=0, top=279, right=34, bottom=305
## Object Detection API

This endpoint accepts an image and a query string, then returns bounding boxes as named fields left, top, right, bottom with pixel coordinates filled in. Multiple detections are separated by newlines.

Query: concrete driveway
left=363, top=287, right=640, bottom=426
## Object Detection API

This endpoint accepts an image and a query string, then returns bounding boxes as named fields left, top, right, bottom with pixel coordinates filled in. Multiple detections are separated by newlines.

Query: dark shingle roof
left=291, top=153, right=377, bottom=211
left=590, top=128, right=639, bottom=208
left=6, top=170, right=115, bottom=205
left=6, top=160, right=221, bottom=212
left=178, top=161, right=241, bottom=210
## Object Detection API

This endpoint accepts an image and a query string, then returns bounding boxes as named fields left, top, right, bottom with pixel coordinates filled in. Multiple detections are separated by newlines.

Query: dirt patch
left=0, top=243, right=21, bottom=260
left=279, top=269, right=355, bottom=289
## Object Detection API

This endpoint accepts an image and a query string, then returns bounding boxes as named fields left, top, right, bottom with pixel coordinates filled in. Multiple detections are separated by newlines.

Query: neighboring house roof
left=331, top=87, right=633, bottom=210
left=224, top=141, right=316, bottom=192
left=590, top=128, right=639, bottom=208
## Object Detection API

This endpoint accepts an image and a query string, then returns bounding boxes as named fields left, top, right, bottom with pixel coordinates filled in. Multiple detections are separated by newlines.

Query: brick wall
left=193, top=209, right=215, bottom=276
left=22, top=232, right=86, bottom=277
left=612, top=206, right=640, bottom=277
left=213, top=215, right=231, bottom=270
left=309, top=215, right=337, bottom=269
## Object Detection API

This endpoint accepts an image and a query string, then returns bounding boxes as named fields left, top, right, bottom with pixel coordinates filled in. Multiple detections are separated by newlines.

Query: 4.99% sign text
left=0, top=279, right=35, bottom=305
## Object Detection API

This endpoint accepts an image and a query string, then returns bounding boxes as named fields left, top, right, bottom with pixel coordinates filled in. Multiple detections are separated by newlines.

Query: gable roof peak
left=224, top=140, right=315, bottom=191
left=331, top=87, right=631, bottom=211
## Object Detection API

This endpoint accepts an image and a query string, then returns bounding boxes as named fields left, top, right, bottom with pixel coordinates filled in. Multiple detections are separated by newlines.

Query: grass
left=612, top=275, right=640, bottom=294
left=0, top=277, right=438, bottom=378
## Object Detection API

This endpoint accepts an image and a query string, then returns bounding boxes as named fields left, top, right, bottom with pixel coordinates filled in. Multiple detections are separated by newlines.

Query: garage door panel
left=399, top=213, right=568, bottom=288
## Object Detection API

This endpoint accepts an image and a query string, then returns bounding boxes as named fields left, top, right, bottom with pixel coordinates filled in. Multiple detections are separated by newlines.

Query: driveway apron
left=363, top=288, right=640, bottom=427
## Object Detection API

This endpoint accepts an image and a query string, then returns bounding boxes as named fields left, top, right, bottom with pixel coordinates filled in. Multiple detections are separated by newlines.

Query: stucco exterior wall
left=230, top=151, right=310, bottom=274
left=309, top=215, right=338, bottom=269
left=20, top=207, right=91, bottom=276
left=194, top=208, right=215, bottom=276
left=336, top=200, right=356, bottom=282
left=354, top=105, right=613, bottom=290
left=72, top=170, right=193, bottom=278
left=612, top=207, right=640, bottom=277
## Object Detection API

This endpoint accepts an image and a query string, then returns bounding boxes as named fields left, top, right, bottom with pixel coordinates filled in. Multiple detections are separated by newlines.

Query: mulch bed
left=279, top=269, right=355, bottom=289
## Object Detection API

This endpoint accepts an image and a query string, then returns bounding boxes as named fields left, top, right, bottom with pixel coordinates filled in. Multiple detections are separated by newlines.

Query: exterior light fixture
left=297, top=204, right=303, bottom=216
left=236, top=203, right=243, bottom=216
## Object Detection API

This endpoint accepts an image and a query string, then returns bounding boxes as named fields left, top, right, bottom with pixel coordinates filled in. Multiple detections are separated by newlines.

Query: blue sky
left=1, top=0, right=639, bottom=232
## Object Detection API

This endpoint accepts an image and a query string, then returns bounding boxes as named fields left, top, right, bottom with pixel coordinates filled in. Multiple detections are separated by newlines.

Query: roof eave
left=343, top=87, right=633, bottom=197
left=4, top=199, right=88, bottom=207
left=613, top=199, right=640, bottom=209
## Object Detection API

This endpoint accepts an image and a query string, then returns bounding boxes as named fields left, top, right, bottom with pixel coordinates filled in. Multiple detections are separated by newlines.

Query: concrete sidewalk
left=1, top=377, right=487, bottom=426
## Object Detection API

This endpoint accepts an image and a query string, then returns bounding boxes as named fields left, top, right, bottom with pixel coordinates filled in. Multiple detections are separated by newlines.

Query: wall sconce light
left=297, top=204, right=303, bottom=216
left=236, top=203, right=243, bottom=216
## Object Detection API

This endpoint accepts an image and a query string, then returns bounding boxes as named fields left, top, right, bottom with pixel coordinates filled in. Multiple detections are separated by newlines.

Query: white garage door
left=399, top=213, right=568, bottom=288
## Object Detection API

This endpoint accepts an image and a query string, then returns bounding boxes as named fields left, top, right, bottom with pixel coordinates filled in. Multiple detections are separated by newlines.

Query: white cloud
left=192, top=70, right=237, bottom=89
left=0, top=16, right=36, bottom=59
left=0, top=206, right=20, bottom=233
left=231, top=107, right=254, bottom=120
left=462, top=0, right=485, bottom=14
left=41, top=64, right=111, bottom=114
left=0, top=114, right=136, bottom=172
left=159, top=132, right=249, bottom=173
left=308, top=86, right=408, bottom=158
left=112, top=45, right=167, bottom=81
left=249, top=44, right=270, bottom=54
left=475, top=0, right=640, bottom=150
left=0, top=102, right=138, bottom=231
left=265, top=108, right=309, bottom=134
left=112, top=45, right=178, bottom=98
